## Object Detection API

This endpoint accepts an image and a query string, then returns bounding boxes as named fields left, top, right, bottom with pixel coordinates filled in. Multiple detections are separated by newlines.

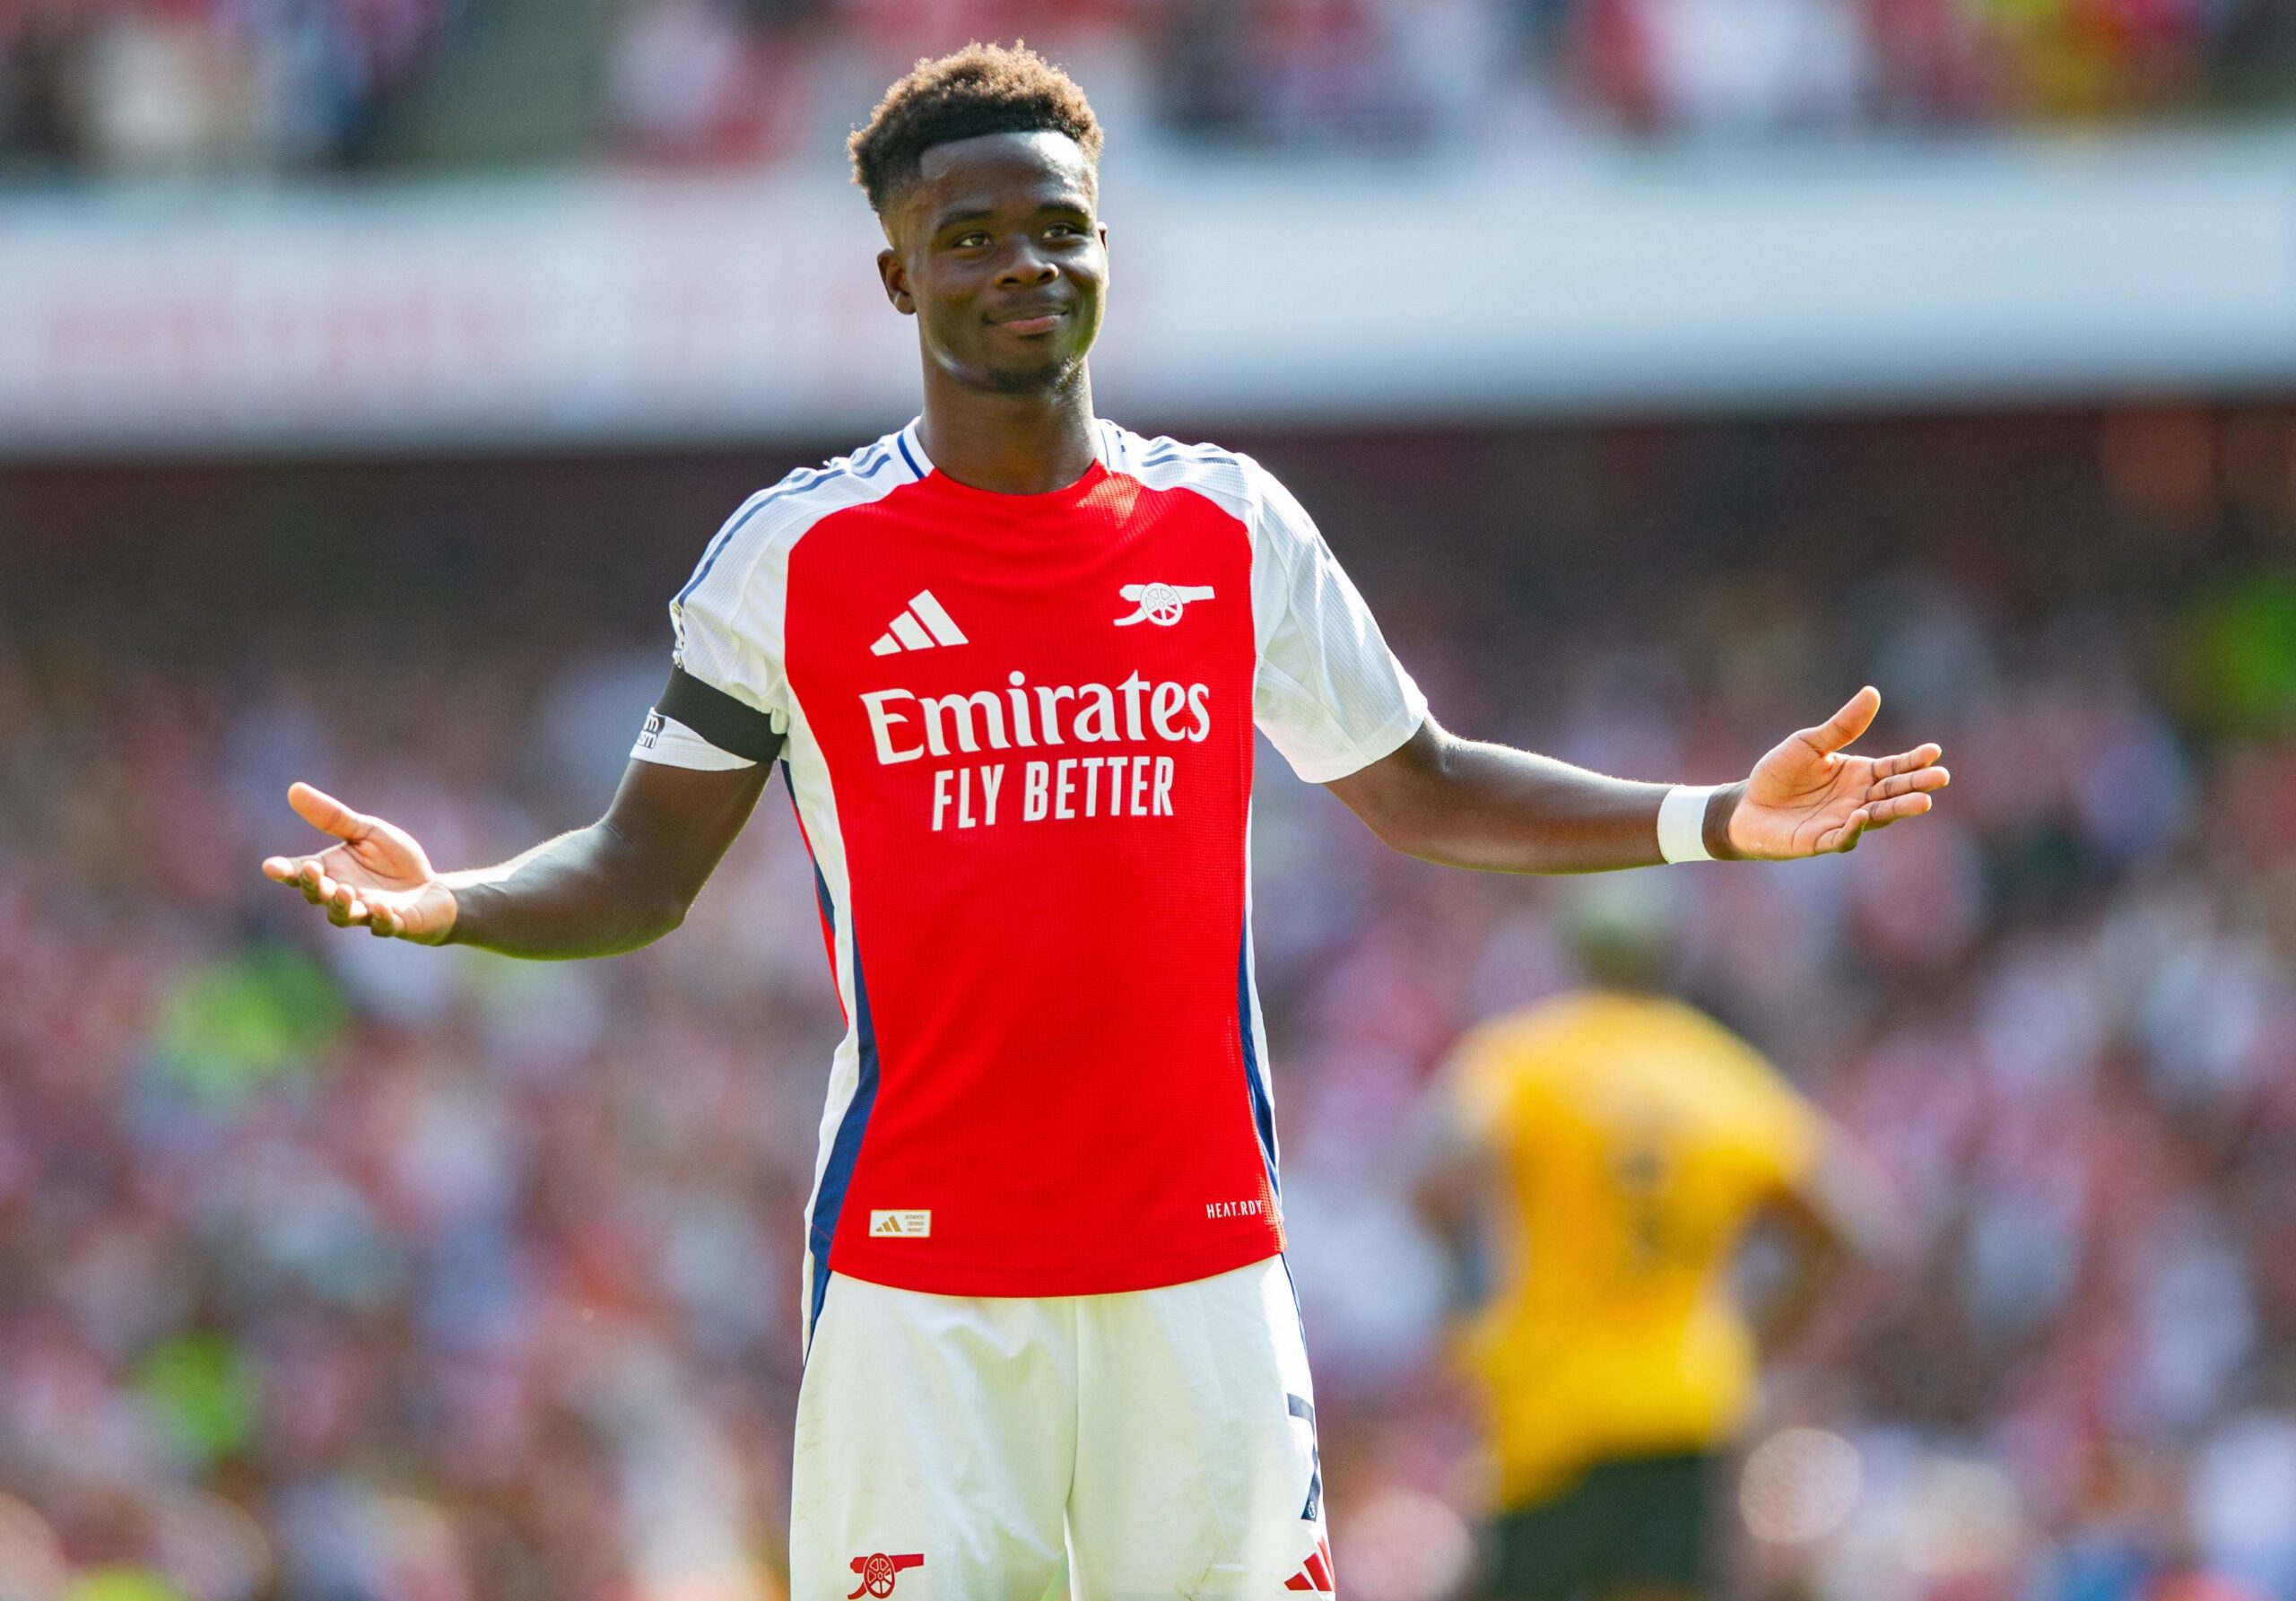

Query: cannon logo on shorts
left=848, top=1553, right=923, bottom=1597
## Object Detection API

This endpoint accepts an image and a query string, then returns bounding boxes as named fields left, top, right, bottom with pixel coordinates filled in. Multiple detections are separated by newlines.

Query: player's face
left=879, top=131, right=1107, bottom=396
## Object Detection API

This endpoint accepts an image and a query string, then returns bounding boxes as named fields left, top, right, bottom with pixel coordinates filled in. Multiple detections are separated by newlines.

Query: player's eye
left=952, top=231, right=991, bottom=249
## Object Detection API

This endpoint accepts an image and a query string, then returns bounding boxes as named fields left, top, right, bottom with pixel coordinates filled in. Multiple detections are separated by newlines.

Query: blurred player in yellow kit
left=1416, top=879, right=1889, bottom=1601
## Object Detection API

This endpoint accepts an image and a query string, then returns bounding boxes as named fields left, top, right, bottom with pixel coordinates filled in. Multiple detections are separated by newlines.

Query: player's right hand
left=261, top=782, right=457, bottom=944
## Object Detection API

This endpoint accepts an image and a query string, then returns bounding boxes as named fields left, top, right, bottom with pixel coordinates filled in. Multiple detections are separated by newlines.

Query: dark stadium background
left=5, top=4, right=2296, bottom=1599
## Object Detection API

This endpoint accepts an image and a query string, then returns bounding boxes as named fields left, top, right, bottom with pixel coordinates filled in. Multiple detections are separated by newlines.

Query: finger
left=369, top=906, right=398, bottom=938
left=1871, top=744, right=1944, bottom=780
left=288, top=782, right=375, bottom=844
left=1862, top=793, right=1935, bottom=831
left=1866, top=766, right=1952, bottom=803
left=267, top=855, right=325, bottom=887
left=328, top=882, right=373, bottom=926
left=1803, top=687, right=1881, bottom=756
left=299, top=866, right=332, bottom=906
left=1822, top=807, right=1871, bottom=854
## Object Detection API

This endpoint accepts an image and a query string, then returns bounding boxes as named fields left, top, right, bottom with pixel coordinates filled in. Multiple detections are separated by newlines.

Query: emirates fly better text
left=859, top=669, right=1212, bottom=831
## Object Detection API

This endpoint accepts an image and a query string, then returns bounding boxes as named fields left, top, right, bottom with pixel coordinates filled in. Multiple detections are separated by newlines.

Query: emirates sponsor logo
left=860, top=670, right=1210, bottom=765
left=860, top=669, right=1214, bottom=833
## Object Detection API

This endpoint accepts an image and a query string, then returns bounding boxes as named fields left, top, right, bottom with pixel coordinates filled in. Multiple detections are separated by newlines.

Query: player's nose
left=994, top=244, right=1058, bottom=290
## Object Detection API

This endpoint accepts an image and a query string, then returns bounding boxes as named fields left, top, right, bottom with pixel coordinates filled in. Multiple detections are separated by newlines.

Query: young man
left=261, top=45, right=1948, bottom=1599
left=1415, top=878, right=1893, bottom=1601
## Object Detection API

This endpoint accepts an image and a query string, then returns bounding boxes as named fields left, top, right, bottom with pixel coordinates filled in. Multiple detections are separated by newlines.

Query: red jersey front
left=634, top=421, right=1426, bottom=1310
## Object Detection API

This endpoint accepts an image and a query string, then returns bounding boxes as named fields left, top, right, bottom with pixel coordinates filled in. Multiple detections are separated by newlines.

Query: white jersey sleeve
left=1246, top=459, right=1429, bottom=783
left=631, top=439, right=926, bottom=770
left=631, top=492, right=795, bottom=770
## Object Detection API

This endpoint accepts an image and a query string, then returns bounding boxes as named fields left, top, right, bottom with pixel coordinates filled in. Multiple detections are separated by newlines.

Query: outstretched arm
left=261, top=756, right=773, bottom=958
left=1326, top=686, right=1946, bottom=873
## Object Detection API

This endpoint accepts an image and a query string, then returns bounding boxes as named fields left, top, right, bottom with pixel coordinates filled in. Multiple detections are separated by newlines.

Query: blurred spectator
left=0, top=0, right=459, bottom=174
left=605, top=0, right=769, bottom=162
left=4, top=0, right=2294, bottom=175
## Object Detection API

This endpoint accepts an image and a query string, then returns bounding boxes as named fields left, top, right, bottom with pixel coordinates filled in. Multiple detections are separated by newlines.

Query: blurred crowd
left=4, top=0, right=2294, bottom=176
left=0, top=0, right=458, bottom=172
left=4, top=405, right=2296, bottom=1601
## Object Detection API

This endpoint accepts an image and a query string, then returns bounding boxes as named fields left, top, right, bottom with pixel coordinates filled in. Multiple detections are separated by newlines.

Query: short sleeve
left=630, top=511, right=789, bottom=770
left=1248, top=461, right=1429, bottom=783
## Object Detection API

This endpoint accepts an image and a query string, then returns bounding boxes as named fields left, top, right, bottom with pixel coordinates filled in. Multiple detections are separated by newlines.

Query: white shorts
left=791, top=1256, right=1336, bottom=1600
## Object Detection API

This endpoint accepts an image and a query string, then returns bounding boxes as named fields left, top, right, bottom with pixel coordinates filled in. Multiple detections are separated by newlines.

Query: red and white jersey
left=633, top=420, right=1426, bottom=1312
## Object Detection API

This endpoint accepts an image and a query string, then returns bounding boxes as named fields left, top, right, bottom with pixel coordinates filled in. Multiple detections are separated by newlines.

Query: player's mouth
left=991, top=307, right=1067, bottom=335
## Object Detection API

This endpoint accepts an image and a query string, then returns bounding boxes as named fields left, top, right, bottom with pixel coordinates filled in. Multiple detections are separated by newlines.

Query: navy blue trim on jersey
left=807, top=863, right=880, bottom=1340
left=1237, top=927, right=1281, bottom=1200
left=674, top=431, right=915, bottom=609
left=896, top=430, right=926, bottom=479
left=1134, top=439, right=1247, bottom=479
left=675, top=466, right=825, bottom=606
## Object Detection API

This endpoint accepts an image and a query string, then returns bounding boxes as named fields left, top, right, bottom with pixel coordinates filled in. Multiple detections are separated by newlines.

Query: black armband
left=656, top=666, right=785, bottom=765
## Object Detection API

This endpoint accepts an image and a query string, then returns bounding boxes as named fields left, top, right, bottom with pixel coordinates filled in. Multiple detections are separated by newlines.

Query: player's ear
left=876, top=247, right=916, bottom=317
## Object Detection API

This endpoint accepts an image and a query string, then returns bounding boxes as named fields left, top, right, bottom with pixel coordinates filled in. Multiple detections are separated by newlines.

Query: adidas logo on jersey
left=871, top=591, right=969, bottom=656
left=1284, top=1537, right=1336, bottom=1592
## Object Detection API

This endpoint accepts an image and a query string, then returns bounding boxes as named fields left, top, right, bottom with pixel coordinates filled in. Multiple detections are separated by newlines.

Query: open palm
left=1729, top=688, right=1949, bottom=859
left=260, top=783, right=457, bottom=942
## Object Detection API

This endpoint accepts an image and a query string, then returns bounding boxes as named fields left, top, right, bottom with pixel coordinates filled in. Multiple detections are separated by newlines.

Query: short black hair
left=848, top=42, right=1103, bottom=215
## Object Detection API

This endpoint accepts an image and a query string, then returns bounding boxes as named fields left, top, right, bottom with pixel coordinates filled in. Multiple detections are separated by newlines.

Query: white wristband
left=1657, top=785, right=1718, bottom=864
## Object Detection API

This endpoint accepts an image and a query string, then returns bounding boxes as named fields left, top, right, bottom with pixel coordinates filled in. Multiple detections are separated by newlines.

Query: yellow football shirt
left=1446, top=991, right=1821, bottom=1510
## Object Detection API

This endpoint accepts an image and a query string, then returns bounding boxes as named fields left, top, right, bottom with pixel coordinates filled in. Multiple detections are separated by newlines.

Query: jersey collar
left=897, top=416, right=1114, bottom=484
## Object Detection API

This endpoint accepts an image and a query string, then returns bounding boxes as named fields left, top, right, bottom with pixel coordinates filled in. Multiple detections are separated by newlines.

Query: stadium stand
left=4, top=0, right=2294, bottom=175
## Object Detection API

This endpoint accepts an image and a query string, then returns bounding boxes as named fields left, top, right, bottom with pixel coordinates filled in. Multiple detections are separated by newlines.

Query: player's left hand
left=1726, top=687, right=1948, bottom=858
